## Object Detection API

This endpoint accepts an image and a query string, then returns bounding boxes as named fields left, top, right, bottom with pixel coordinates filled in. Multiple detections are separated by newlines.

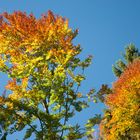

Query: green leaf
left=23, top=126, right=36, bottom=140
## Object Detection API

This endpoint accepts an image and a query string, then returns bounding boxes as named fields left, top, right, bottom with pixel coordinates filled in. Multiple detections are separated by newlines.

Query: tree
left=99, top=46, right=140, bottom=140
left=96, top=44, right=140, bottom=103
left=0, top=10, right=139, bottom=140
left=0, top=11, right=93, bottom=140
left=112, top=44, right=140, bottom=77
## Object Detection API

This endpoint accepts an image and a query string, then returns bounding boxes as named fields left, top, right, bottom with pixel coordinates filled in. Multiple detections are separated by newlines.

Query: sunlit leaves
left=0, top=10, right=92, bottom=139
left=100, top=59, right=140, bottom=139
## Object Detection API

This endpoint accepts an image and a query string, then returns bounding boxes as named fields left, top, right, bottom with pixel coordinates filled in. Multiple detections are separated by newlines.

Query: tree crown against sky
left=99, top=45, right=140, bottom=140
left=0, top=10, right=139, bottom=140
left=0, top=11, right=93, bottom=140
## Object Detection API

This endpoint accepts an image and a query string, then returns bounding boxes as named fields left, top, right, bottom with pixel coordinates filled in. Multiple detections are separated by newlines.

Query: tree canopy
left=0, top=10, right=139, bottom=140
left=99, top=45, right=140, bottom=140
left=0, top=11, right=92, bottom=140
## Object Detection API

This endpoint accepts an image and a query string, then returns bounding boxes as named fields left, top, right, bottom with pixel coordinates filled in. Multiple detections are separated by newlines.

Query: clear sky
left=0, top=0, right=140, bottom=139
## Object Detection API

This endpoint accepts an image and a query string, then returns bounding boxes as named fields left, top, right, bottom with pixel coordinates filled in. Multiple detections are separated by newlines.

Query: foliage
left=0, top=10, right=139, bottom=140
left=112, top=44, right=140, bottom=77
left=99, top=59, right=140, bottom=140
left=96, top=45, right=140, bottom=105
left=95, top=45, right=140, bottom=140
left=0, top=11, right=93, bottom=139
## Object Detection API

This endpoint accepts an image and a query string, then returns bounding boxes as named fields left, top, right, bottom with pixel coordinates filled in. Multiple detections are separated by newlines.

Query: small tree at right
left=99, top=44, right=140, bottom=140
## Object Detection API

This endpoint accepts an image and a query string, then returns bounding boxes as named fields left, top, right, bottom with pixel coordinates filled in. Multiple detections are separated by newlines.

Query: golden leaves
left=5, top=78, right=17, bottom=90
left=0, top=11, right=89, bottom=139
left=0, top=11, right=81, bottom=107
left=22, top=77, right=28, bottom=89
left=100, top=59, right=140, bottom=139
left=107, top=59, right=140, bottom=107
left=0, top=10, right=78, bottom=67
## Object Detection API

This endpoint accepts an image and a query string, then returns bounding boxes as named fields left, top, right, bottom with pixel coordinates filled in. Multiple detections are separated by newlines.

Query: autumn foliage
left=0, top=10, right=140, bottom=140
left=100, top=59, right=140, bottom=139
left=0, top=11, right=92, bottom=139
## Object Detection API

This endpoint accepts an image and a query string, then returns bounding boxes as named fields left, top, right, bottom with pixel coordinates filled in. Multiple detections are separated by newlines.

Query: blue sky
left=0, top=0, right=140, bottom=139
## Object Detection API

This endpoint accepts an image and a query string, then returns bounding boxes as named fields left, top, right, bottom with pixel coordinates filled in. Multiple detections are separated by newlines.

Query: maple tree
left=0, top=11, right=93, bottom=140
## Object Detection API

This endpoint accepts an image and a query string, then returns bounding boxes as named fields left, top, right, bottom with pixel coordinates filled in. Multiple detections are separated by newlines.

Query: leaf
left=23, top=126, right=36, bottom=140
